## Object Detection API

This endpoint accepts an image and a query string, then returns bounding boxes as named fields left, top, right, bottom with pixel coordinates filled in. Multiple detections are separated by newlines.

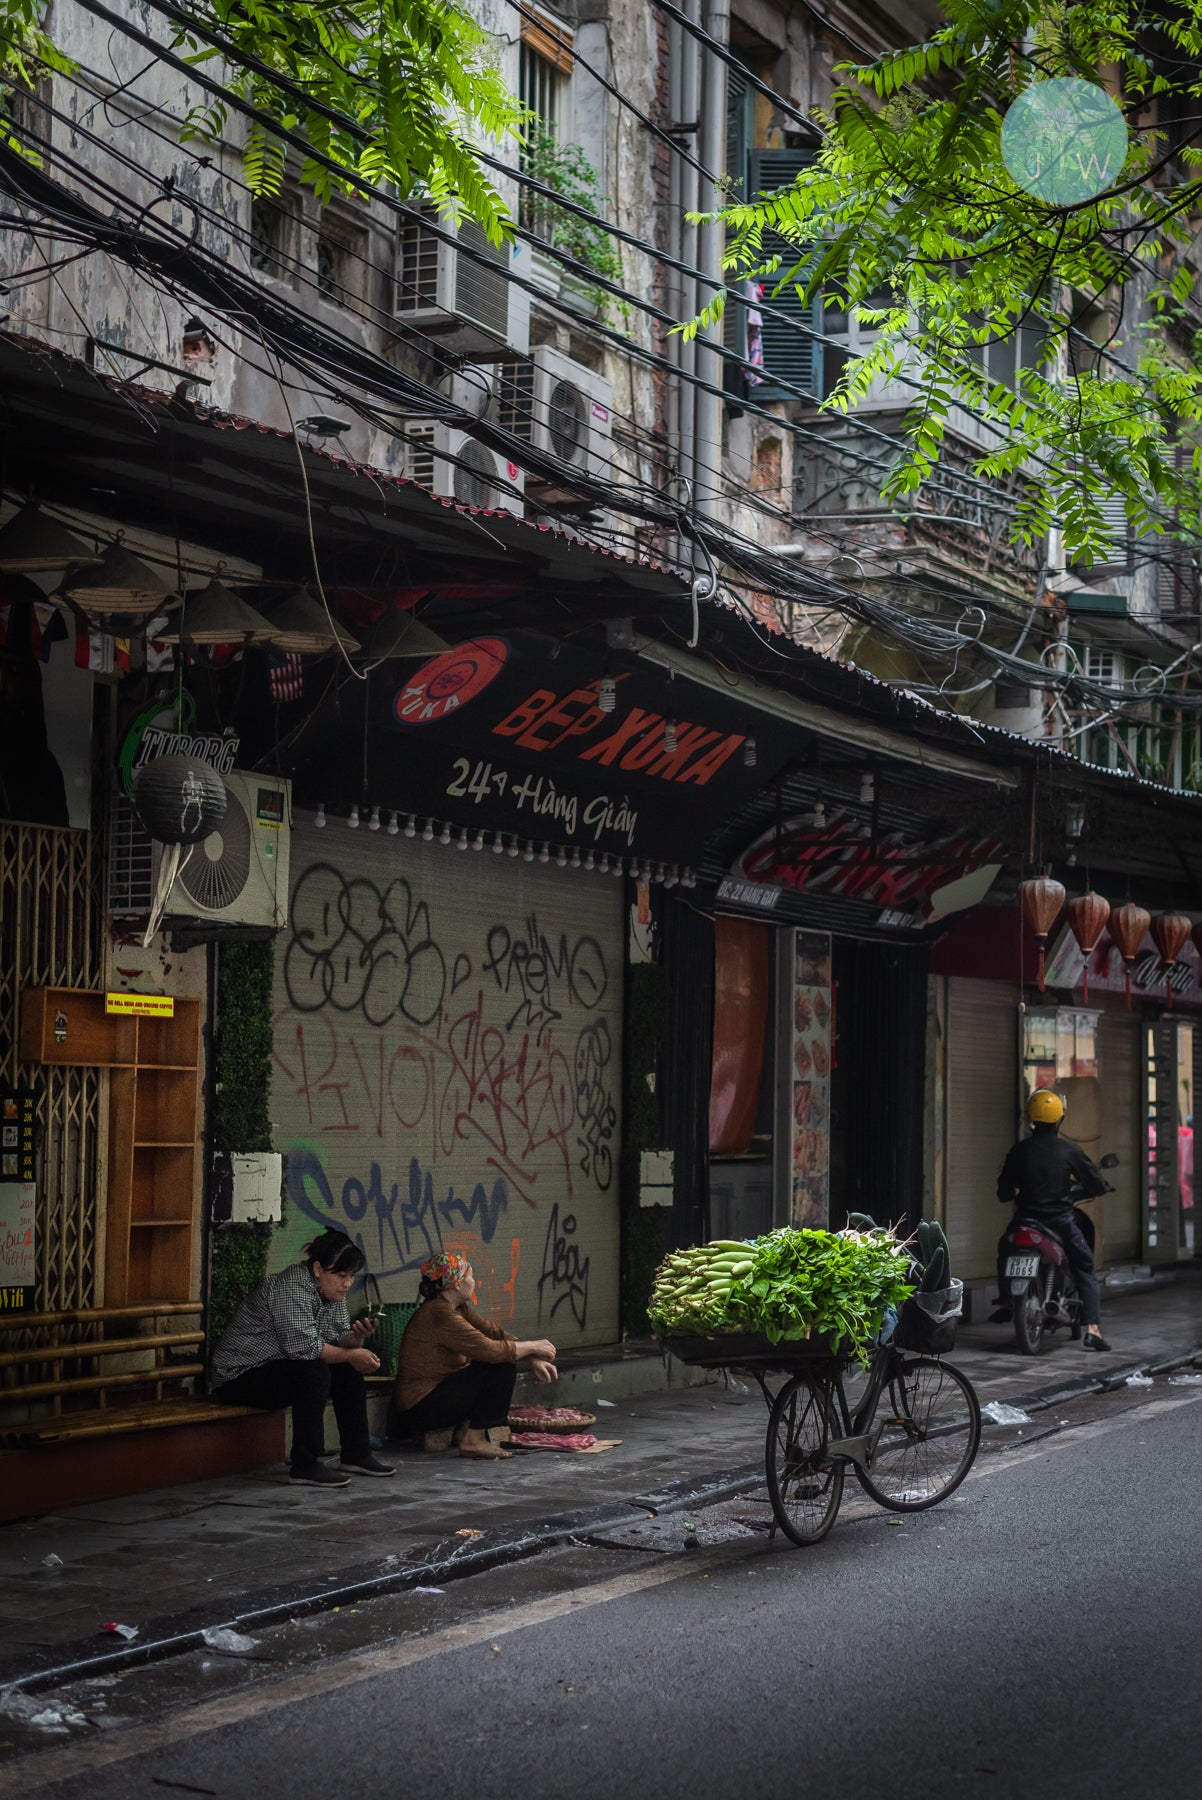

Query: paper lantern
left=132, top=755, right=227, bottom=846
left=61, top=543, right=178, bottom=617
left=0, top=505, right=99, bottom=573
left=1065, top=891, right=1110, bottom=1002
left=1109, top=902, right=1151, bottom=1010
left=364, top=612, right=452, bottom=661
left=1019, top=876, right=1065, bottom=991
left=265, top=587, right=360, bottom=655
left=160, top=579, right=278, bottom=646
left=1151, top=911, right=1192, bottom=1008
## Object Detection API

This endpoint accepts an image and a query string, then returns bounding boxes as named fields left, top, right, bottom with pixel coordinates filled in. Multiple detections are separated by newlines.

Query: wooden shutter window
left=520, top=15, right=574, bottom=75
left=748, top=148, right=823, bottom=404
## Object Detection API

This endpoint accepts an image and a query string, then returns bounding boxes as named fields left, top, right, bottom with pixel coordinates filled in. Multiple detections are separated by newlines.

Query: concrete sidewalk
left=3, top=1267, right=1200, bottom=1689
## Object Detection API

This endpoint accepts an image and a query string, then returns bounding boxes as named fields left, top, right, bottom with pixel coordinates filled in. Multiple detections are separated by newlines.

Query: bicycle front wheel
left=856, top=1356, right=981, bottom=1512
left=765, top=1374, right=844, bottom=1545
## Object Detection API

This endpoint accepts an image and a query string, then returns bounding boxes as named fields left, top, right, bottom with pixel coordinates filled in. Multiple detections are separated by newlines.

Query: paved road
left=5, top=1388, right=1201, bottom=1800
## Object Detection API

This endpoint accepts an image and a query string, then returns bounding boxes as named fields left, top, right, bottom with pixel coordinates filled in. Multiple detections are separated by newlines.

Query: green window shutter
left=747, top=148, right=822, bottom=402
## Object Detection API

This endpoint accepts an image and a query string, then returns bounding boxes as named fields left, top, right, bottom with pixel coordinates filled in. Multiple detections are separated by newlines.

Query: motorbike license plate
left=1005, top=1255, right=1040, bottom=1279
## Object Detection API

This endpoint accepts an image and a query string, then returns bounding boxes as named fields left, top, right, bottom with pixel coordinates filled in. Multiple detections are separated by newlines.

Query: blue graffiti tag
left=286, top=1149, right=508, bottom=1282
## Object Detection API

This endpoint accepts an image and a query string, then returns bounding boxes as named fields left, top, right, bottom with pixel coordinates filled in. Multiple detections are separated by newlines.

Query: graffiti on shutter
left=268, top=819, right=622, bottom=1344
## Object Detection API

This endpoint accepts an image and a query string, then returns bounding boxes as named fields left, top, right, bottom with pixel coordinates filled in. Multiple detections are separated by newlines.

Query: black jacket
left=996, top=1125, right=1108, bottom=1219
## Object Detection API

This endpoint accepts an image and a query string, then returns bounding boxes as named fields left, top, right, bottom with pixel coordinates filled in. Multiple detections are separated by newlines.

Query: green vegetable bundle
left=648, top=1227, right=915, bottom=1362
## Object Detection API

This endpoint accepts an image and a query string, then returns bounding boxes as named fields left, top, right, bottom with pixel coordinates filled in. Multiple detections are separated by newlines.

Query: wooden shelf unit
left=20, top=988, right=202, bottom=1307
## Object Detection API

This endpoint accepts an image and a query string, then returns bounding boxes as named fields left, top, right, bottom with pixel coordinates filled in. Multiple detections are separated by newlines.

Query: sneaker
left=339, top=1454, right=396, bottom=1478
left=290, top=1462, right=352, bottom=1487
left=1082, top=1332, right=1113, bottom=1352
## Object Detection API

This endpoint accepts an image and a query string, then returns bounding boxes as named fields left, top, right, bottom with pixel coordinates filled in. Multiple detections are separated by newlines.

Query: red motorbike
left=998, top=1157, right=1117, bottom=1356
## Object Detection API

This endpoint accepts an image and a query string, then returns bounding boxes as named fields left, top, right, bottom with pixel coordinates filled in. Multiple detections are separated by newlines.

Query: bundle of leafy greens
left=647, top=1227, right=915, bottom=1361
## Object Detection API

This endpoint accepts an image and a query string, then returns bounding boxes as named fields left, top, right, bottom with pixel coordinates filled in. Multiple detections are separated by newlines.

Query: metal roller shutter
left=268, top=813, right=623, bottom=1348
left=946, top=978, right=1018, bottom=1283
left=1097, top=1009, right=1141, bottom=1263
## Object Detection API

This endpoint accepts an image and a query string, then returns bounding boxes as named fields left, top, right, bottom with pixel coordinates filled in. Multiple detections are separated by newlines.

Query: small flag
left=144, top=613, right=174, bottom=673
left=74, top=613, right=114, bottom=673
left=267, top=649, right=304, bottom=702
left=35, top=603, right=69, bottom=663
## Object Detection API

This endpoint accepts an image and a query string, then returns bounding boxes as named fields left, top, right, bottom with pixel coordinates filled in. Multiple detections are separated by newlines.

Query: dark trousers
left=392, top=1361, right=516, bottom=1438
left=999, top=1211, right=1100, bottom=1327
left=217, top=1358, right=371, bottom=1470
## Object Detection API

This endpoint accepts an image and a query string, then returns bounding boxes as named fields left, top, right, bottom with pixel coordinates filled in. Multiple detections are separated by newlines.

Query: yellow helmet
left=1027, top=1088, right=1065, bottom=1127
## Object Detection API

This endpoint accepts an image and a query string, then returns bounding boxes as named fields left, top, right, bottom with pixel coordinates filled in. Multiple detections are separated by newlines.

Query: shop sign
left=716, top=876, right=782, bottom=912
left=1044, top=928, right=1202, bottom=1004
left=0, top=1180, right=35, bottom=1310
left=735, top=813, right=1003, bottom=919
left=105, top=992, right=176, bottom=1018
left=378, top=633, right=797, bottom=861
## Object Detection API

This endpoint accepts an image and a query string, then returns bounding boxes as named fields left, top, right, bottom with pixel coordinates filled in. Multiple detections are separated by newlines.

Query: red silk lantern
left=1150, top=911, right=1192, bottom=1009
left=1065, top=891, right=1110, bottom=1002
left=1109, top=902, right=1151, bottom=1010
left=1192, top=920, right=1202, bottom=963
left=1019, top=876, right=1066, bottom=992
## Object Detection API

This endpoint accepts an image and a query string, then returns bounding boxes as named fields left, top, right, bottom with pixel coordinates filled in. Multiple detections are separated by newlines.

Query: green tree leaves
left=699, top=0, right=1202, bottom=563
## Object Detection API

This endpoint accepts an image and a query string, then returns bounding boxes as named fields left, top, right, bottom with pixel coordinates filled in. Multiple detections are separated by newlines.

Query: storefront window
left=1022, top=1007, right=1099, bottom=1091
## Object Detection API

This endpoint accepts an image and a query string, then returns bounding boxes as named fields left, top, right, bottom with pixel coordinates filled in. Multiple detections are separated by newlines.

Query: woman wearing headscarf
left=392, top=1251, right=557, bottom=1460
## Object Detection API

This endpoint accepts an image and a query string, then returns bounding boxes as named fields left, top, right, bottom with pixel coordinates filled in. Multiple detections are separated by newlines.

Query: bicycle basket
left=895, top=1279, right=963, bottom=1354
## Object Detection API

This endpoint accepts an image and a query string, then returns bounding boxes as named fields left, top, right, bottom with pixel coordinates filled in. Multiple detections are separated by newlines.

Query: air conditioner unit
left=405, top=423, right=525, bottom=515
left=498, top=346, right=613, bottom=506
left=394, top=207, right=530, bottom=359
left=108, top=771, right=291, bottom=930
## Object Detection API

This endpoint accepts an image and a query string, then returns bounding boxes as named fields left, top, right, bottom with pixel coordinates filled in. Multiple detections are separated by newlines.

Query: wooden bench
left=0, top=1303, right=285, bottom=1520
left=0, top=1303, right=246, bottom=1444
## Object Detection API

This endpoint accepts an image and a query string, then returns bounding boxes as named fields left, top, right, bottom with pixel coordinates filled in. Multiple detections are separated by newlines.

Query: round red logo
left=392, top=637, right=509, bottom=726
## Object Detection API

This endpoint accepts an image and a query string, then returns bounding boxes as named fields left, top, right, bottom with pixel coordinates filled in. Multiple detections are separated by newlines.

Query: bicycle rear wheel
left=856, top=1356, right=980, bottom=1512
left=765, top=1374, right=844, bottom=1545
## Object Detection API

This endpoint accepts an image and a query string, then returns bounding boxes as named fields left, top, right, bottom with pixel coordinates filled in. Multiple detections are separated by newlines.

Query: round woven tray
left=507, top=1411, right=598, bottom=1434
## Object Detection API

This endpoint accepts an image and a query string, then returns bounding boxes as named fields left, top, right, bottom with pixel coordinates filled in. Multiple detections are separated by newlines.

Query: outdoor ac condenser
left=498, top=346, right=614, bottom=505
left=393, top=207, right=531, bottom=360
left=108, top=770, right=291, bottom=930
left=404, top=422, right=525, bottom=516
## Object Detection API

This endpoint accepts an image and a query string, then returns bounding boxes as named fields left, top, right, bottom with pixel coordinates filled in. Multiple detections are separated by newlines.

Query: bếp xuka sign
left=371, top=634, right=796, bottom=863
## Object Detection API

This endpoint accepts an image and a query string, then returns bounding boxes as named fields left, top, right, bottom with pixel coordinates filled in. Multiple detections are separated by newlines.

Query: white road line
left=3, top=1390, right=1199, bottom=1796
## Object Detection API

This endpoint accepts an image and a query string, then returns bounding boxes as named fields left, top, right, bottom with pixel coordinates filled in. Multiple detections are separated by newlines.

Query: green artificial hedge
left=208, top=939, right=281, bottom=1345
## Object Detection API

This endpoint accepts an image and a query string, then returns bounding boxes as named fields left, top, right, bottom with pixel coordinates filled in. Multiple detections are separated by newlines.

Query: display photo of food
left=811, top=1037, right=830, bottom=1079
left=794, top=1038, right=811, bottom=1078
left=793, top=1083, right=812, bottom=1128
left=794, top=993, right=812, bottom=1032
left=812, top=990, right=829, bottom=1026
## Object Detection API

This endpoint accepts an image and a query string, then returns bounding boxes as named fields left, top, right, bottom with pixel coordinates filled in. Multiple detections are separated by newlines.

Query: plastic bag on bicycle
left=895, top=1279, right=963, bottom=1354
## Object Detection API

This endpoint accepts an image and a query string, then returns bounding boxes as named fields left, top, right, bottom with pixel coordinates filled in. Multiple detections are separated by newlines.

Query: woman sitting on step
left=392, top=1251, right=557, bottom=1459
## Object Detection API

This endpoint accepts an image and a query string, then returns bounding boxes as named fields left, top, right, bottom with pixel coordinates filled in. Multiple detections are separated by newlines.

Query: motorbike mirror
left=1100, top=1152, right=1119, bottom=1169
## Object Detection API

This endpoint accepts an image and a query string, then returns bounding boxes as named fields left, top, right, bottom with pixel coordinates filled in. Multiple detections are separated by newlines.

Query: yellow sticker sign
left=105, top=993, right=176, bottom=1018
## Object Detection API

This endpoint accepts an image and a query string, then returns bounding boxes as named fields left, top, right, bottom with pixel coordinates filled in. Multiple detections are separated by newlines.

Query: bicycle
left=669, top=1330, right=981, bottom=1547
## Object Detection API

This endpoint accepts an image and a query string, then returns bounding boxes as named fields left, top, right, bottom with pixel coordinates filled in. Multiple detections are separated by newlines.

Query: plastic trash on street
left=981, top=1401, right=1032, bottom=1425
left=200, top=1627, right=259, bottom=1654
left=1125, top=1372, right=1154, bottom=1388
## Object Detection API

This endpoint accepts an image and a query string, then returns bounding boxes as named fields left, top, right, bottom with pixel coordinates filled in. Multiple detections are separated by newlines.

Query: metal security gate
left=269, top=813, right=624, bottom=1348
left=1097, top=1008, right=1141, bottom=1263
left=946, top=977, right=1018, bottom=1284
left=1, top=823, right=103, bottom=1310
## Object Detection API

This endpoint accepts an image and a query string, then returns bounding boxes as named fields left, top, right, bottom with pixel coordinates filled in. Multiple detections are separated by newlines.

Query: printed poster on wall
left=790, top=930, right=832, bottom=1228
left=0, top=1181, right=36, bottom=1310
left=267, top=816, right=623, bottom=1349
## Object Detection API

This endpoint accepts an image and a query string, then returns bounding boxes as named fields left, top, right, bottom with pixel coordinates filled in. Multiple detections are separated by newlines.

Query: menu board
left=0, top=1181, right=35, bottom=1310
left=1, top=1089, right=36, bottom=1183
left=790, top=930, right=832, bottom=1228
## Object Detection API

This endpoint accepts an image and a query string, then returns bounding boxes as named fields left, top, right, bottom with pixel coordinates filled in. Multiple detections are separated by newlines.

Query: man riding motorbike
left=994, top=1088, right=1112, bottom=1350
